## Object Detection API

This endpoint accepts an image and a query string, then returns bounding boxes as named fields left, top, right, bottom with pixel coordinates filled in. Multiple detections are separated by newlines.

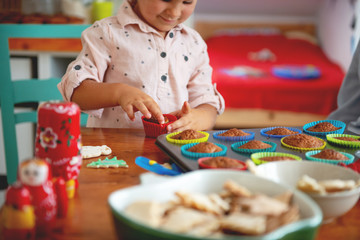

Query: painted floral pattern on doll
left=39, top=127, right=59, bottom=150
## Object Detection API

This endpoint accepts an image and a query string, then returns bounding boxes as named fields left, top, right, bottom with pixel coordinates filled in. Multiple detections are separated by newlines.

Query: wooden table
left=52, top=127, right=360, bottom=240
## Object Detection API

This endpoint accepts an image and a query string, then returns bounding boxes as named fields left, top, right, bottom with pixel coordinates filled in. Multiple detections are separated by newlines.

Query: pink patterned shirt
left=58, top=0, right=224, bottom=128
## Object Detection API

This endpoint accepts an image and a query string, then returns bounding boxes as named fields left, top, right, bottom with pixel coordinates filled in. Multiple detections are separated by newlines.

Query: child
left=58, top=0, right=224, bottom=132
left=327, top=38, right=360, bottom=133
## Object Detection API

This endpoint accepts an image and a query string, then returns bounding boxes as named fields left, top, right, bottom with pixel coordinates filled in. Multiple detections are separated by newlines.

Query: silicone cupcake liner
left=181, top=142, right=227, bottom=159
left=166, top=131, right=209, bottom=145
left=305, top=150, right=355, bottom=165
left=231, top=141, right=277, bottom=155
left=326, top=134, right=360, bottom=148
left=303, top=120, right=346, bottom=138
left=260, top=126, right=301, bottom=138
left=198, top=157, right=247, bottom=170
left=213, top=130, right=255, bottom=142
left=142, top=114, right=177, bottom=138
left=251, top=152, right=302, bottom=165
left=281, top=136, right=326, bottom=151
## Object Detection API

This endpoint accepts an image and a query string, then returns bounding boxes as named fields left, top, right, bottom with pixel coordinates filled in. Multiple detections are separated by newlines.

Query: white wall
left=318, top=0, right=355, bottom=72
left=352, top=0, right=360, bottom=53
left=196, top=0, right=322, bottom=16
left=195, top=0, right=321, bottom=23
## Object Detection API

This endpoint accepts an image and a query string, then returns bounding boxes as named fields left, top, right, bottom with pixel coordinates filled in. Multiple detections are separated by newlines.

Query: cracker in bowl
left=297, top=175, right=360, bottom=195
left=124, top=180, right=300, bottom=237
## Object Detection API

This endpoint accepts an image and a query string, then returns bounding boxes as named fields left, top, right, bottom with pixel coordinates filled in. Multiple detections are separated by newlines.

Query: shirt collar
left=116, top=0, right=186, bottom=35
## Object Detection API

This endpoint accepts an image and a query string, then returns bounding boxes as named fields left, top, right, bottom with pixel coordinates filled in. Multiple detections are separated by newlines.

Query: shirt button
left=169, top=32, right=174, bottom=38
left=161, top=75, right=167, bottom=82
left=160, top=52, right=166, bottom=58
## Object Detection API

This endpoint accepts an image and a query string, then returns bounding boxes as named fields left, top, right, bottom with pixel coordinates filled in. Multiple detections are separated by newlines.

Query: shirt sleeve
left=328, top=42, right=360, bottom=124
left=57, top=22, right=113, bottom=117
left=186, top=32, right=225, bottom=115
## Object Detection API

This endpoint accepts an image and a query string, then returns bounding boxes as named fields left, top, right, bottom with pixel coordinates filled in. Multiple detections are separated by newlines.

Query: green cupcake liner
left=251, top=152, right=302, bottom=165
left=181, top=142, right=227, bottom=159
left=305, top=150, right=355, bottom=165
left=231, top=141, right=277, bottom=155
left=281, top=136, right=326, bottom=151
left=326, top=134, right=360, bottom=148
left=166, top=131, right=209, bottom=145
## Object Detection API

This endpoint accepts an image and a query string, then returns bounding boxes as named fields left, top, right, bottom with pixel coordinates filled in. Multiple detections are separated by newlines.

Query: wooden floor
left=214, top=109, right=327, bottom=130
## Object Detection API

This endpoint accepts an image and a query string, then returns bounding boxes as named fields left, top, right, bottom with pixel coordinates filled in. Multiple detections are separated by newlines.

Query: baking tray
left=155, top=127, right=360, bottom=172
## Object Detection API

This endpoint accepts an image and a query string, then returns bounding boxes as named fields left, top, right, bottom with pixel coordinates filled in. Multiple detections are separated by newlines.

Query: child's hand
left=71, top=80, right=164, bottom=123
left=167, top=101, right=217, bottom=132
left=117, top=84, right=164, bottom=123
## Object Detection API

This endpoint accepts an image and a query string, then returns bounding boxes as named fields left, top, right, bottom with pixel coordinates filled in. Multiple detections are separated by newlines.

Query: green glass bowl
left=109, top=170, right=322, bottom=240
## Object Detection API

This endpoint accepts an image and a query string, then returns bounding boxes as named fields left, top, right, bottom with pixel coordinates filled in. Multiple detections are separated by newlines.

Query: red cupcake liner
left=142, top=114, right=177, bottom=138
left=198, top=157, right=247, bottom=170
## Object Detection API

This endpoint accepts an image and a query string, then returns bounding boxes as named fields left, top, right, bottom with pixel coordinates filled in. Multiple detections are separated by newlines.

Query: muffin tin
left=155, top=127, right=360, bottom=172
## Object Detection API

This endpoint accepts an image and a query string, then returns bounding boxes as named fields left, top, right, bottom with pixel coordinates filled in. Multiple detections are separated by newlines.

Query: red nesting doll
left=18, top=159, right=58, bottom=237
left=35, top=102, right=82, bottom=198
left=1, top=182, right=35, bottom=240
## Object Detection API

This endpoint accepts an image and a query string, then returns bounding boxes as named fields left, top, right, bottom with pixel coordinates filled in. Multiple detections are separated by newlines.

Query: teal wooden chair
left=0, top=24, right=90, bottom=184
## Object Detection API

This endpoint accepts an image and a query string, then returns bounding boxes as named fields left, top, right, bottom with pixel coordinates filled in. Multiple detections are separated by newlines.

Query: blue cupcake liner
left=181, top=142, right=227, bottom=159
left=213, top=130, right=255, bottom=142
left=231, top=141, right=277, bottom=155
left=303, top=120, right=346, bottom=138
left=305, top=150, right=355, bottom=165
left=260, top=126, right=301, bottom=138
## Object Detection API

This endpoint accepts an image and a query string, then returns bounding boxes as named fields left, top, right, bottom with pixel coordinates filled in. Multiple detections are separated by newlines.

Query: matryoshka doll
left=35, top=102, right=82, bottom=198
left=1, top=182, right=35, bottom=240
left=18, top=158, right=59, bottom=237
